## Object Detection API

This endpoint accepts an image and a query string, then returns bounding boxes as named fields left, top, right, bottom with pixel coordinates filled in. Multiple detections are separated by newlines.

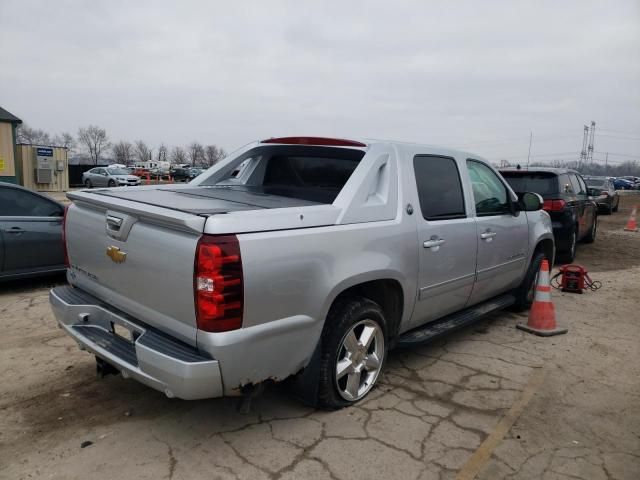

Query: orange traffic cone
left=624, top=206, right=638, bottom=232
left=517, top=259, right=568, bottom=337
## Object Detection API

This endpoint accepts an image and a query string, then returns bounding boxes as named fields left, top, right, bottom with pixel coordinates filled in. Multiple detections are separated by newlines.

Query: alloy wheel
left=335, top=319, right=384, bottom=401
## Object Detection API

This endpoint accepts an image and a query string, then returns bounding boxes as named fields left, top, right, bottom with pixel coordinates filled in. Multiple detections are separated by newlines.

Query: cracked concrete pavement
left=1, top=197, right=639, bottom=480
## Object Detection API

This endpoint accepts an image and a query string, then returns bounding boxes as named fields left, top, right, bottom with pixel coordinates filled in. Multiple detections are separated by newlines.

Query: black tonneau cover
left=93, top=185, right=322, bottom=215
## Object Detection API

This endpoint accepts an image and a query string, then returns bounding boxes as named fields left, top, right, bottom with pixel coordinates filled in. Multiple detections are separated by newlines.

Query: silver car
left=82, top=167, right=141, bottom=188
left=0, top=182, right=65, bottom=281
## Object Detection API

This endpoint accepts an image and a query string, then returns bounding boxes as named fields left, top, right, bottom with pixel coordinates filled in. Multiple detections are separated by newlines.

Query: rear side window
left=413, top=156, right=465, bottom=220
left=558, top=174, right=573, bottom=193
left=501, top=172, right=559, bottom=195
left=467, top=160, right=510, bottom=216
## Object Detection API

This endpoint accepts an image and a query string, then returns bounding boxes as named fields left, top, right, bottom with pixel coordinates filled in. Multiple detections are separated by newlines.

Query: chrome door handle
left=423, top=238, right=446, bottom=248
left=480, top=231, right=497, bottom=240
left=4, top=227, right=25, bottom=234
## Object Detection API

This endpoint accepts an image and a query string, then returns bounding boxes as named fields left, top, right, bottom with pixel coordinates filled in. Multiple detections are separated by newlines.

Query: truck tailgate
left=65, top=196, right=205, bottom=345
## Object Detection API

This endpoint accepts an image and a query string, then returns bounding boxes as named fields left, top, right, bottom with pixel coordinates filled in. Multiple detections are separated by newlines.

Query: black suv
left=500, top=168, right=597, bottom=263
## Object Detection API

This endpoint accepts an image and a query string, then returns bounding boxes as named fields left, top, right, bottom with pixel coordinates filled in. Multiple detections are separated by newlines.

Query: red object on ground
left=624, top=206, right=638, bottom=232
left=558, top=264, right=588, bottom=293
left=517, top=259, right=568, bottom=337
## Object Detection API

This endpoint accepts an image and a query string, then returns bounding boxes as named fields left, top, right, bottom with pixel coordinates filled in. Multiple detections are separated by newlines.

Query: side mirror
left=519, top=192, right=544, bottom=211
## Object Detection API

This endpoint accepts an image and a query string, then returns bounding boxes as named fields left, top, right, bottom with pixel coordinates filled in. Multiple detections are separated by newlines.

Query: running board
left=397, top=293, right=515, bottom=347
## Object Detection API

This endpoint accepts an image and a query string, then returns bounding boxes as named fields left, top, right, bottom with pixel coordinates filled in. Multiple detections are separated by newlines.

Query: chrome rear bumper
left=50, top=285, right=223, bottom=400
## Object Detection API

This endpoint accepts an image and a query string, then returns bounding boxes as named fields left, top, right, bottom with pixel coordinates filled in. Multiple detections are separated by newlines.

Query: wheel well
left=535, top=238, right=554, bottom=265
left=330, top=279, right=404, bottom=341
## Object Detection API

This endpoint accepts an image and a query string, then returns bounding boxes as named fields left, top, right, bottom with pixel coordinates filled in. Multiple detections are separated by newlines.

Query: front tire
left=317, top=297, right=387, bottom=409
left=512, top=251, right=545, bottom=311
left=108, top=179, right=116, bottom=187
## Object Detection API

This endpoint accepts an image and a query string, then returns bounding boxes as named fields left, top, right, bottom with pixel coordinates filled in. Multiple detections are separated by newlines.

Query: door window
left=0, top=188, right=62, bottom=217
left=576, top=175, right=588, bottom=195
left=413, top=156, right=465, bottom=220
left=466, top=160, right=510, bottom=216
left=569, top=174, right=584, bottom=195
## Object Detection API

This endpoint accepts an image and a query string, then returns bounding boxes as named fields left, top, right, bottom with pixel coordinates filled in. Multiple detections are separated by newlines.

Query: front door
left=466, top=160, right=529, bottom=305
left=411, top=155, right=477, bottom=327
left=0, top=187, right=64, bottom=274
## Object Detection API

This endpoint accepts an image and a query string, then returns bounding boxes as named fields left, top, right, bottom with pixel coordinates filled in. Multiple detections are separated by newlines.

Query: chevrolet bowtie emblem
left=106, top=246, right=127, bottom=263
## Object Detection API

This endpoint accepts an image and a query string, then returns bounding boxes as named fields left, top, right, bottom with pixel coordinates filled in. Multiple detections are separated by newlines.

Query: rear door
left=569, top=173, right=594, bottom=240
left=0, top=187, right=64, bottom=274
left=466, top=160, right=529, bottom=305
left=410, top=155, right=477, bottom=327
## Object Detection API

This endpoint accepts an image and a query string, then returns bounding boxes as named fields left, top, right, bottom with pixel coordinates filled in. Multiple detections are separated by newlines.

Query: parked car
left=0, top=182, right=65, bottom=281
left=500, top=167, right=597, bottom=263
left=189, top=167, right=205, bottom=179
left=170, top=167, right=193, bottom=182
left=51, top=136, right=554, bottom=408
left=619, top=176, right=640, bottom=189
left=613, top=178, right=635, bottom=190
left=83, top=167, right=141, bottom=188
left=583, top=176, right=619, bottom=214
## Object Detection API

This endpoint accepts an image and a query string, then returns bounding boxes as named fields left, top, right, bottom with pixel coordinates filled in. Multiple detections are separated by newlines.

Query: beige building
left=0, top=106, right=22, bottom=184
left=17, top=144, right=69, bottom=192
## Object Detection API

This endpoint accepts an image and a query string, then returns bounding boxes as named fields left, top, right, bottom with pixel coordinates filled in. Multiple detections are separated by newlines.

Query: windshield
left=107, top=168, right=130, bottom=175
left=500, top=172, right=558, bottom=195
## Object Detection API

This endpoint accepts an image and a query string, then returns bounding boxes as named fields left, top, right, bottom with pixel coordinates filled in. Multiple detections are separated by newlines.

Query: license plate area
left=111, top=322, right=134, bottom=343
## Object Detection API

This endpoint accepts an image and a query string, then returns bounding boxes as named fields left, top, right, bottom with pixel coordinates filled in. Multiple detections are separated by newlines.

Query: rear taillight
left=62, top=205, right=70, bottom=268
left=543, top=199, right=566, bottom=212
left=194, top=235, right=243, bottom=332
left=601, top=191, right=609, bottom=196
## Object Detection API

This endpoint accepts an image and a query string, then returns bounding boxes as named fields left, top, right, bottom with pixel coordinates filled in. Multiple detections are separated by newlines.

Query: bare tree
left=188, top=142, right=205, bottom=167
left=170, top=146, right=187, bottom=164
left=16, top=124, right=52, bottom=145
left=53, top=132, right=76, bottom=152
left=134, top=140, right=153, bottom=163
left=157, top=143, right=168, bottom=163
left=204, top=145, right=226, bottom=166
left=112, top=141, right=134, bottom=164
left=77, top=125, right=110, bottom=165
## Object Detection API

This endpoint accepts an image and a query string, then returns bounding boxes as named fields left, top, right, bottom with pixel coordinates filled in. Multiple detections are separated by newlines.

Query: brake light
left=601, top=191, right=609, bottom=196
left=194, top=235, right=243, bottom=332
left=62, top=205, right=70, bottom=268
left=543, top=199, right=566, bottom=212
left=260, top=136, right=366, bottom=147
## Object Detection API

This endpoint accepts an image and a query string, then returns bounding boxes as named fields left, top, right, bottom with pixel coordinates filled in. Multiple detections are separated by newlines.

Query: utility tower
left=587, top=121, right=596, bottom=164
left=579, top=125, right=589, bottom=167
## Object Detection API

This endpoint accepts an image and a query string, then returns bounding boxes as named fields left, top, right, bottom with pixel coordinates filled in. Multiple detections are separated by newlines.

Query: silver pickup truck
left=50, top=136, right=554, bottom=408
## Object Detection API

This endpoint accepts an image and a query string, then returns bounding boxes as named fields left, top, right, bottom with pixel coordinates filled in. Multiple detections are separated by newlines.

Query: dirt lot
left=1, top=195, right=639, bottom=480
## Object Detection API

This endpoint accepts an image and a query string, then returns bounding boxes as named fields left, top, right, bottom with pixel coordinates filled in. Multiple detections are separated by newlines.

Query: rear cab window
left=413, top=155, right=465, bottom=220
left=201, top=145, right=365, bottom=204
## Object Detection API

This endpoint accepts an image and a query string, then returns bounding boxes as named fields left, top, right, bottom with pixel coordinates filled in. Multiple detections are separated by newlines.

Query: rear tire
left=583, top=214, right=597, bottom=244
left=317, top=297, right=387, bottom=410
left=612, top=199, right=619, bottom=213
left=512, top=251, right=545, bottom=311
left=557, top=227, right=577, bottom=264
left=84, top=179, right=92, bottom=188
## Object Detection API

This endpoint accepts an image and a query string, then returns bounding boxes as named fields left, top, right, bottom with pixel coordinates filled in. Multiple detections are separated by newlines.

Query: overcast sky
left=1, top=1, right=639, bottom=164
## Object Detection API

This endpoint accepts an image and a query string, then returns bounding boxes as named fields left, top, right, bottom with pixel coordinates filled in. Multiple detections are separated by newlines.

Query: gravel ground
left=1, top=195, right=639, bottom=480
